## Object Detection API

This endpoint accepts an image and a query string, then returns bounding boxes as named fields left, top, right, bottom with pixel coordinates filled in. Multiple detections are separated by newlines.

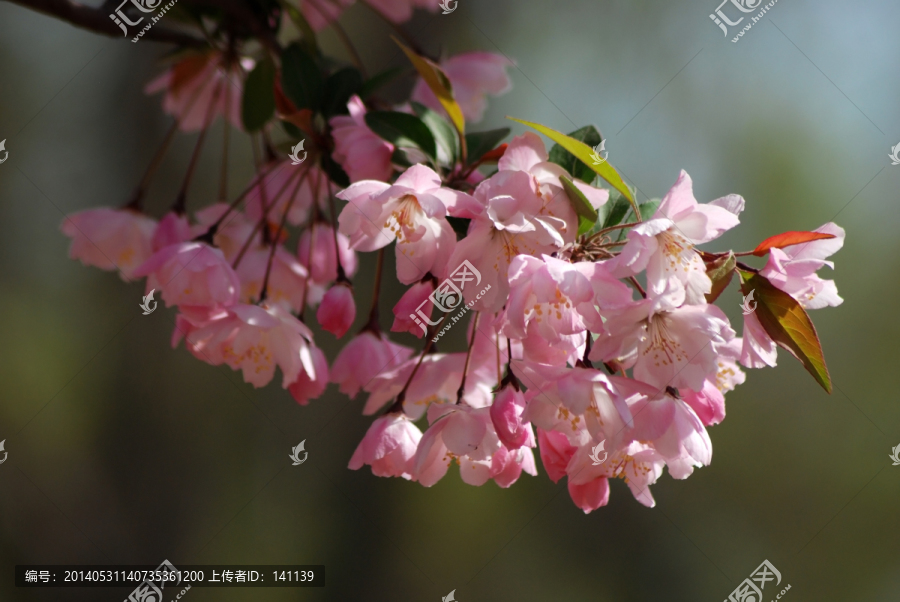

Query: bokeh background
left=2, top=0, right=899, bottom=600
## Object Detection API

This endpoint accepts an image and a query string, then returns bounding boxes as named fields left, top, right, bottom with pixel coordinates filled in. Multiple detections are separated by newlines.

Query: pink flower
left=134, top=242, right=241, bottom=309
left=413, top=404, right=502, bottom=487
left=337, top=164, right=472, bottom=283
left=505, top=255, right=631, bottom=343
left=590, top=283, right=734, bottom=392
left=192, top=204, right=258, bottom=262
left=566, top=441, right=665, bottom=509
left=175, top=303, right=321, bottom=388
left=365, top=0, right=437, bottom=23
left=330, top=95, right=394, bottom=183
left=411, top=52, right=513, bottom=123
left=489, top=385, right=535, bottom=450
left=447, top=170, right=568, bottom=311
left=330, top=331, right=413, bottom=397
left=391, top=280, right=436, bottom=337
left=567, top=478, right=611, bottom=514
left=245, top=162, right=333, bottom=227
left=490, top=445, right=538, bottom=488
left=145, top=51, right=251, bottom=131
left=288, top=344, right=330, bottom=405
left=740, top=310, right=778, bottom=369
left=61, top=207, right=157, bottom=281
left=298, top=223, right=358, bottom=304
left=364, top=351, right=497, bottom=419
left=234, top=246, right=308, bottom=311
left=537, top=428, right=576, bottom=484
left=316, top=284, right=356, bottom=337
left=610, top=171, right=742, bottom=304
left=760, top=222, right=845, bottom=309
left=682, top=339, right=744, bottom=425
left=348, top=413, right=423, bottom=479
left=151, top=212, right=192, bottom=251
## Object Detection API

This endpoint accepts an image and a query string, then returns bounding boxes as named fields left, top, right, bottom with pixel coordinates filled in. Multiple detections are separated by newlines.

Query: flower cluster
left=60, top=5, right=843, bottom=513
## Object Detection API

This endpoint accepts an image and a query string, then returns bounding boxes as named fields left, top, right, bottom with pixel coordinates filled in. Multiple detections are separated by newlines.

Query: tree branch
left=3, top=0, right=208, bottom=46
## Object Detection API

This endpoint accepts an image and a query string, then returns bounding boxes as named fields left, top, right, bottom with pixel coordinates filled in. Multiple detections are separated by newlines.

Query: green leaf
left=705, top=252, right=736, bottom=303
left=392, top=37, right=465, bottom=136
left=279, top=2, right=317, bottom=55
left=465, top=128, right=510, bottom=165
left=365, top=111, right=436, bottom=159
left=446, top=216, right=470, bottom=240
left=597, top=192, right=631, bottom=230
left=548, top=125, right=602, bottom=184
left=507, top=117, right=637, bottom=217
left=411, top=101, right=458, bottom=165
left=320, top=153, right=350, bottom=188
left=281, top=43, right=324, bottom=112
left=241, top=58, right=276, bottom=132
left=740, top=272, right=832, bottom=393
left=359, top=67, right=405, bottom=99
left=322, top=67, right=363, bottom=117
left=560, top=176, right=599, bottom=236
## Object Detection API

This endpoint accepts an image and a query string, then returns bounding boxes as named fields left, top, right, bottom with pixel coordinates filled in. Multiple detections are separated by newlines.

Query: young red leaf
left=740, top=272, right=832, bottom=393
left=705, top=252, right=736, bottom=303
left=752, top=231, right=836, bottom=256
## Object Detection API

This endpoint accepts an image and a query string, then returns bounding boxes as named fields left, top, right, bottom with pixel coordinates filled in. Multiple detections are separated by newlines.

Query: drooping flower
left=244, top=162, right=333, bottom=228
left=610, top=171, right=742, bottom=304
left=330, top=331, right=413, bottom=397
left=61, top=207, right=157, bottom=281
left=489, top=385, right=534, bottom=450
left=330, top=95, right=394, bottom=183
left=145, top=51, right=251, bottom=131
left=317, top=283, right=356, bottom=338
left=348, top=413, right=423, bottom=480
left=288, top=344, right=330, bottom=405
left=134, top=242, right=241, bottom=309
left=233, top=246, right=308, bottom=311
left=174, top=303, right=321, bottom=389
left=297, top=223, right=358, bottom=305
left=411, top=52, right=514, bottom=123
left=391, top=280, right=436, bottom=337
left=151, top=212, right=192, bottom=251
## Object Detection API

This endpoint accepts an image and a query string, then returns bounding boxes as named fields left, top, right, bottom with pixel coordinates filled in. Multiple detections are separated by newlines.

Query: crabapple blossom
left=316, top=283, right=356, bottom=338
left=289, top=344, right=330, bottom=406
left=330, top=95, right=394, bottom=183
left=760, top=222, right=845, bottom=309
left=489, top=385, right=534, bottom=450
left=610, top=170, right=741, bottom=304
left=61, top=207, right=157, bottom=280
left=134, top=242, right=241, bottom=309
left=391, top=280, right=436, bottom=337
left=145, top=51, right=251, bottom=131
left=348, top=413, right=422, bottom=480
left=330, top=331, right=413, bottom=397
left=337, top=164, right=472, bottom=283
left=411, top=52, right=514, bottom=123
left=297, top=223, right=358, bottom=304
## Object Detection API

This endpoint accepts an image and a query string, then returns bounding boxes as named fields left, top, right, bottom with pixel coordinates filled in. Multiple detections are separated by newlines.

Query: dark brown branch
left=4, top=0, right=207, bottom=46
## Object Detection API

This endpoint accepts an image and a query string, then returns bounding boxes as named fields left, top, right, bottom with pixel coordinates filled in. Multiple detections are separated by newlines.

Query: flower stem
left=259, top=171, right=306, bottom=302
left=172, top=79, right=224, bottom=214
left=455, top=312, right=480, bottom=404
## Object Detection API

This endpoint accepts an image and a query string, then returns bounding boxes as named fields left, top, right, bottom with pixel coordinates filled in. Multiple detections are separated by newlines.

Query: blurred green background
left=1, top=0, right=899, bottom=600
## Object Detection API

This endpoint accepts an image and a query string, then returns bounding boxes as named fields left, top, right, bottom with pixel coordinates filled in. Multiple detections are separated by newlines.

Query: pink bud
left=391, top=281, right=436, bottom=337
left=316, top=284, right=356, bottom=338
left=489, top=385, right=533, bottom=450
